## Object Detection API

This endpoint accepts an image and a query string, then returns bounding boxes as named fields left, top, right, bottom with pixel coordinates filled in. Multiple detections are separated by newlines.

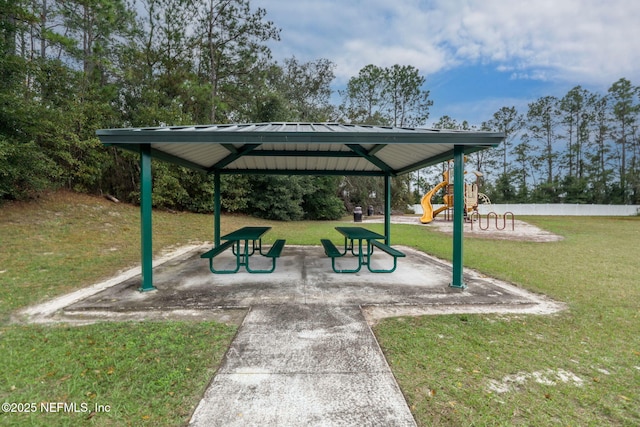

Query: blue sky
left=252, top=0, right=640, bottom=127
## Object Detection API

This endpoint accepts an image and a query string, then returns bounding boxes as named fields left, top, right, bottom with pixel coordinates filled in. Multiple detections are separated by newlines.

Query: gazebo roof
left=96, top=122, right=503, bottom=176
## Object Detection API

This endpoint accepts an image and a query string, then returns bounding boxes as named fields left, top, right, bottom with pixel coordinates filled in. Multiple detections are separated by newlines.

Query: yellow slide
left=420, top=181, right=448, bottom=223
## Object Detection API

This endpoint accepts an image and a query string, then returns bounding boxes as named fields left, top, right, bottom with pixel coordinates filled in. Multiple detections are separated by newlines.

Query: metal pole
left=384, top=174, right=391, bottom=245
left=213, top=172, right=221, bottom=247
left=450, top=145, right=466, bottom=289
left=139, top=144, right=156, bottom=292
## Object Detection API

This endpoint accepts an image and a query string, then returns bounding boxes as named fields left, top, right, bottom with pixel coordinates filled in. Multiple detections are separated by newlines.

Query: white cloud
left=257, top=0, right=640, bottom=86
left=431, top=0, right=640, bottom=84
left=254, top=0, right=640, bottom=126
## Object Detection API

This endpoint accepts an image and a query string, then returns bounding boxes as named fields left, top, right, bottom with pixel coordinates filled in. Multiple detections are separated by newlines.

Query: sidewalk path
left=189, top=305, right=417, bottom=426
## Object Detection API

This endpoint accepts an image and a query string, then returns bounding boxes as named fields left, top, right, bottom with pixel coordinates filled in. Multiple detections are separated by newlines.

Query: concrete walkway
left=17, top=244, right=564, bottom=425
left=189, top=305, right=416, bottom=426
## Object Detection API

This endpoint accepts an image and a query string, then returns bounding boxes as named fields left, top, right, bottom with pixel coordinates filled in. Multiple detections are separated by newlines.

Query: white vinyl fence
left=411, top=204, right=640, bottom=216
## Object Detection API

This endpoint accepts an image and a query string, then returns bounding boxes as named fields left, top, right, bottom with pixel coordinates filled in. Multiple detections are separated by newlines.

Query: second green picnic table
left=321, top=226, right=405, bottom=273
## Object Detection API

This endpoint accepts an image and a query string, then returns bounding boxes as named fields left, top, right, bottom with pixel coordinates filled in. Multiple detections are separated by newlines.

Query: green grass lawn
left=1, top=191, right=639, bottom=426
left=375, top=217, right=640, bottom=426
left=0, top=192, right=242, bottom=426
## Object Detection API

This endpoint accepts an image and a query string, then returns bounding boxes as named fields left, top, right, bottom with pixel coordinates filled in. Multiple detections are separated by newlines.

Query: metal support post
left=213, top=172, right=221, bottom=247
left=450, top=145, right=467, bottom=289
left=384, top=174, right=391, bottom=245
left=139, top=144, right=156, bottom=292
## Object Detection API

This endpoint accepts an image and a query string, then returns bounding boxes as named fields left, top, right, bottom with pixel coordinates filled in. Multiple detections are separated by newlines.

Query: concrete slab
left=58, top=246, right=562, bottom=321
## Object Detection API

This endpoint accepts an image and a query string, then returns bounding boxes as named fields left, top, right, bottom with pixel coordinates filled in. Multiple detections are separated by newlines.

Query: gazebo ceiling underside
left=97, top=123, right=504, bottom=176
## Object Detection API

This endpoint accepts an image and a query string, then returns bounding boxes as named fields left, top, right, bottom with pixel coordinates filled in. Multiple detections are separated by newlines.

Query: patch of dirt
left=364, top=215, right=563, bottom=242
left=486, top=369, right=584, bottom=394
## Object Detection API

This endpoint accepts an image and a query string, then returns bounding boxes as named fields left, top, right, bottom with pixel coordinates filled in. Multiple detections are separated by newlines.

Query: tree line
left=1, top=0, right=638, bottom=222
left=462, top=80, right=640, bottom=205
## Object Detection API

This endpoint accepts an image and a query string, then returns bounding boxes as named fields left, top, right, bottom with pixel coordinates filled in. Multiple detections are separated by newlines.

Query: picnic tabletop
left=221, top=226, right=271, bottom=241
left=335, top=226, right=385, bottom=241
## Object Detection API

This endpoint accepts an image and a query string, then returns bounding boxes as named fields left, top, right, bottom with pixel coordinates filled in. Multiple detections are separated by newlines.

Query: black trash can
left=353, top=206, right=363, bottom=222
left=367, top=205, right=374, bottom=216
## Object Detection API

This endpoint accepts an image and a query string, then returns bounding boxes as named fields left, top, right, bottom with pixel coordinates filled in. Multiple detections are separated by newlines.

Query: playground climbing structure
left=420, top=159, right=484, bottom=224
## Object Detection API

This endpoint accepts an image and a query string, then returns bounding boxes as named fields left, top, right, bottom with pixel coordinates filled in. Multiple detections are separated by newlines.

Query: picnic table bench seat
left=250, top=239, right=286, bottom=273
left=200, top=240, right=235, bottom=260
left=370, top=240, right=405, bottom=258
left=321, top=239, right=343, bottom=258
left=368, top=239, right=405, bottom=273
left=265, top=239, right=286, bottom=258
left=321, top=239, right=362, bottom=273
left=201, top=240, right=239, bottom=274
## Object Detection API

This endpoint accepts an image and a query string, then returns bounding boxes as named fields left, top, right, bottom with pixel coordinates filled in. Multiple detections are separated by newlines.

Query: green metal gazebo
left=96, top=122, right=503, bottom=291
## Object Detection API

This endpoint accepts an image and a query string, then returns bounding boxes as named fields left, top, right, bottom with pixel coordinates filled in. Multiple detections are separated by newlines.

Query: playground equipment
left=470, top=211, right=515, bottom=231
left=420, top=160, right=482, bottom=224
left=419, top=170, right=451, bottom=223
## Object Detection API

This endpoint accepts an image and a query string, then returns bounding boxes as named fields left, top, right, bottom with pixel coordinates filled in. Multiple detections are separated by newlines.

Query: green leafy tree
left=302, top=176, right=345, bottom=220
left=0, top=2, right=36, bottom=200
left=339, top=64, right=388, bottom=125
left=630, top=125, right=640, bottom=203
left=191, top=0, right=280, bottom=123
left=527, top=96, right=561, bottom=184
left=485, top=106, right=525, bottom=177
left=530, top=179, right=561, bottom=203
left=0, top=136, right=55, bottom=200
left=390, top=174, right=413, bottom=212
left=0, top=0, right=19, bottom=56
left=492, top=172, right=517, bottom=203
left=221, top=175, right=251, bottom=212
left=270, top=57, right=336, bottom=122
left=484, top=107, right=524, bottom=202
left=340, top=176, right=378, bottom=213
left=338, top=175, right=410, bottom=214
left=560, top=175, right=589, bottom=203
left=247, top=175, right=311, bottom=221
left=608, top=78, right=639, bottom=203
left=340, top=64, right=432, bottom=127
left=123, top=0, right=196, bottom=125
left=251, top=92, right=294, bottom=122
left=384, top=64, right=433, bottom=127
left=242, top=56, right=341, bottom=220
left=338, top=64, right=430, bottom=213
left=59, top=0, right=136, bottom=85
left=512, top=135, right=536, bottom=202
left=559, top=86, right=596, bottom=180
left=583, top=93, right=613, bottom=203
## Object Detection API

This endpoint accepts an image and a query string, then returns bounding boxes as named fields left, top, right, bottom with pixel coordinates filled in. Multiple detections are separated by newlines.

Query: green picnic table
left=320, top=226, right=405, bottom=273
left=201, top=226, right=286, bottom=274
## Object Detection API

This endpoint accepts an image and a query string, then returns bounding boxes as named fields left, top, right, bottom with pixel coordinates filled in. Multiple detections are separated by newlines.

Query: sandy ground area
left=364, top=215, right=563, bottom=242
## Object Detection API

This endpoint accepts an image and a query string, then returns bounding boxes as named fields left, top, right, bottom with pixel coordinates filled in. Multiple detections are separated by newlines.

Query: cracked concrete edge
left=361, top=246, right=567, bottom=326
left=30, top=308, right=250, bottom=326
left=11, top=243, right=567, bottom=326
left=361, top=301, right=567, bottom=326
left=11, top=243, right=211, bottom=324
left=363, top=246, right=567, bottom=325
